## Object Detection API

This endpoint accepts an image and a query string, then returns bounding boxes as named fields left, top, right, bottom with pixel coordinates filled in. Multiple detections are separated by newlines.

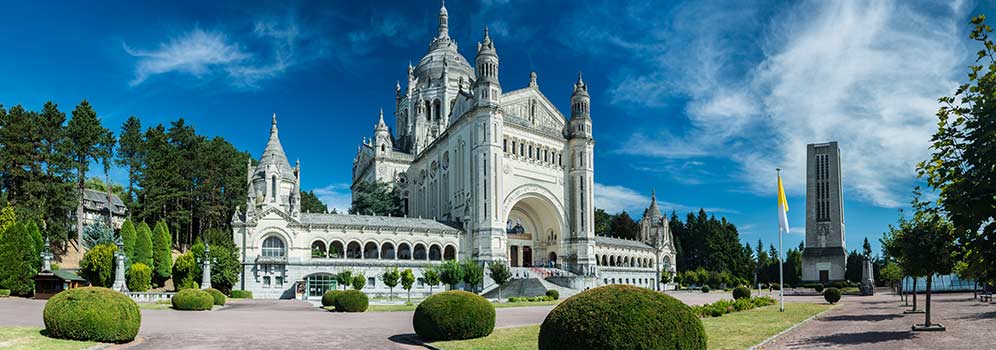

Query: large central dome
left=412, top=1, right=474, bottom=89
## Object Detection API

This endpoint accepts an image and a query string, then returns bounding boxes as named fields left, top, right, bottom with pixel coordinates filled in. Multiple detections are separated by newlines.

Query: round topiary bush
left=546, top=289, right=560, bottom=300
left=824, top=287, right=841, bottom=304
left=322, top=290, right=342, bottom=308
left=335, top=290, right=369, bottom=312
left=831, top=281, right=845, bottom=289
left=171, top=289, right=214, bottom=311
left=770, top=283, right=781, bottom=290
left=701, top=285, right=710, bottom=293
left=732, top=286, right=751, bottom=300
left=205, top=288, right=226, bottom=306
left=413, top=290, right=495, bottom=341
left=814, top=284, right=824, bottom=293
left=229, top=290, right=253, bottom=299
left=539, top=285, right=705, bottom=350
left=43, top=287, right=141, bottom=343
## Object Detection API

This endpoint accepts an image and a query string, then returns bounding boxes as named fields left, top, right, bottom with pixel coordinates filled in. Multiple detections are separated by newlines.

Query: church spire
left=438, top=0, right=449, bottom=38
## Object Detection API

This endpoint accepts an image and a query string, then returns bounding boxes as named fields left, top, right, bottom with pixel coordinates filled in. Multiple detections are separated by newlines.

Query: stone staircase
left=481, top=267, right=582, bottom=300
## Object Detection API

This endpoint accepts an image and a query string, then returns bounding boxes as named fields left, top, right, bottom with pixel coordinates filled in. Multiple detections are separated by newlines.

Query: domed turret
left=473, top=27, right=501, bottom=107
left=567, top=72, right=592, bottom=139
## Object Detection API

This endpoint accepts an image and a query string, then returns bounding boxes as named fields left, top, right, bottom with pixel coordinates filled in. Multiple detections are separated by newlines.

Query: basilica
left=232, top=2, right=676, bottom=300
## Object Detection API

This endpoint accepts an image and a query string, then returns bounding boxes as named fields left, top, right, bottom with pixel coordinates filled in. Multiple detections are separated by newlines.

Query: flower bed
left=689, top=296, right=776, bottom=318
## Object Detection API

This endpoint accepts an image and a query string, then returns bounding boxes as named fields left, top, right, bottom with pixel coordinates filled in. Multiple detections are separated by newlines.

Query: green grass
left=0, top=327, right=96, bottom=350
left=430, top=302, right=832, bottom=350
left=137, top=299, right=173, bottom=310
left=328, top=299, right=561, bottom=313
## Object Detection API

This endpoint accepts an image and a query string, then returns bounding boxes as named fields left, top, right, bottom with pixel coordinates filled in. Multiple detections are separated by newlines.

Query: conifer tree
left=120, top=219, right=137, bottom=263
left=0, top=223, right=39, bottom=295
left=65, top=100, right=114, bottom=240
left=152, top=221, right=172, bottom=285
left=134, top=221, right=153, bottom=267
left=116, top=116, right=143, bottom=204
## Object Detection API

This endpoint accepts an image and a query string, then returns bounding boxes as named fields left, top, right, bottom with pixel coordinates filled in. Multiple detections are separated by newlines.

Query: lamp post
left=112, top=240, right=129, bottom=292
left=201, top=243, right=213, bottom=290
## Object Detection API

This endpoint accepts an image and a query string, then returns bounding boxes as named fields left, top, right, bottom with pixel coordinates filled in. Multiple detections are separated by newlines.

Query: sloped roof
left=82, top=189, right=126, bottom=215
left=299, top=213, right=462, bottom=233
left=595, top=236, right=654, bottom=250
left=255, top=114, right=296, bottom=181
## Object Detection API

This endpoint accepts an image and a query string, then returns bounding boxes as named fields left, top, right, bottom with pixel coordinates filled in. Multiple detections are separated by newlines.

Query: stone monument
left=861, top=257, right=875, bottom=295
left=40, top=239, right=53, bottom=272
left=802, top=141, right=847, bottom=283
left=201, top=243, right=212, bottom=290
left=111, top=241, right=129, bottom=292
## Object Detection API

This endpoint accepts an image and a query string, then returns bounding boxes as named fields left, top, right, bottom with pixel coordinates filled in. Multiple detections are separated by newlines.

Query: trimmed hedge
left=322, top=290, right=342, bottom=307
left=546, top=289, right=560, bottom=300
left=690, top=296, right=776, bottom=318
left=127, top=262, right=151, bottom=292
left=172, top=289, right=214, bottom=311
left=43, top=287, right=141, bottom=343
left=0, top=289, right=10, bottom=297
left=507, top=296, right=554, bottom=302
left=814, top=284, right=824, bottom=293
left=205, top=288, right=226, bottom=306
left=770, top=283, right=781, bottom=290
left=824, top=288, right=841, bottom=304
left=701, top=285, right=710, bottom=293
left=334, top=290, right=369, bottom=312
left=539, top=285, right=705, bottom=350
left=732, top=286, right=751, bottom=300
left=830, top=281, right=846, bottom=289
left=230, top=290, right=253, bottom=299
left=414, top=291, right=495, bottom=341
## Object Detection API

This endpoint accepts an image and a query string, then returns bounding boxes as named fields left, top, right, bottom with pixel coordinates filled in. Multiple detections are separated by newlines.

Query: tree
left=609, top=211, right=639, bottom=240
left=845, top=250, right=863, bottom=283
left=919, top=14, right=996, bottom=286
left=65, top=100, right=114, bottom=240
left=423, top=267, right=441, bottom=294
left=594, top=208, right=612, bottom=236
left=116, top=116, right=143, bottom=204
left=0, top=222, right=39, bottom=295
left=462, top=260, right=484, bottom=292
left=151, top=221, right=172, bottom=286
left=382, top=267, right=400, bottom=300
left=0, top=206, right=14, bottom=241
left=349, top=181, right=403, bottom=216
left=880, top=262, right=903, bottom=294
left=134, top=222, right=153, bottom=267
left=81, top=221, right=119, bottom=250
left=336, top=270, right=353, bottom=291
left=171, top=252, right=199, bottom=290
left=127, top=262, right=152, bottom=292
left=439, top=259, right=464, bottom=290
left=120, top=219, right=137, bottom=264
left=488, top=261, right=512, bottom=301
left=190, top=232, right=241, bottom=294
left=900, top=192, right=957, bottom=329
left=351, top=273, right=366, bottom=290
left=80, top=243, right=117, bottom=288
left=84, top=177, right=126, bottom=200
left=300, top=190, right=327, bottom=214
left=400, top=269, right=416, bottom=303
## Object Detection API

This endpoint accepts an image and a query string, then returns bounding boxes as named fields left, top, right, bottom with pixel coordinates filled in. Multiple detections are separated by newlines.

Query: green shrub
left=733, top=298, right=754, bottom=311
left=322, top=290, right=342, bottom=307
left=351, top=273, right=366, bottom=290
left=126, top=262, right=152, bottom=292
left=79, top=244, right=117, bottom=288
left=0, top=222, right=39, bottom=296
left=171, top=252, right=199, bottom=290
left=205, top=288, right=226, bottom=306
left=335, top=290, right=368, bottom=312
left=546, top=289, right=560, bottom=300
left=134, top=222, right=153, bottom=267
left=732, top=286, right=751, bottom=300
left=230, top=290, right=253, bottom=299
left=0, top=289, right=10, bottom=297
left=152, top=221, right=173, bottom=286
left=824, top=287, right=841, bottom=304
left=43, top=287, right=140, bottom=343
left=171, top=289, right=214, bottom=311
left=770, top=283, right=781, bottom=290
left=752, top=296, right=776, bottom=307
left=701, top=285, right=710, bottom=293
left=414, top=290, right=495, bottom=341
left=814, top=284, right=824, bottom=293
left=830, top=281, right=845, bottom=289
left=539, top=284, right=706, bottom=350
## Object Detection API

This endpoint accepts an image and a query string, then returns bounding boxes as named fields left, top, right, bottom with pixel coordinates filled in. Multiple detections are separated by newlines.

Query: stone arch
left=398, top=242, right=412, bottom=260
left=623, top=256, right=629, bottom=267
left=261, top=235, right=287, bottom=257
left=443, top=245, right=456, bottom=260
left=428, top=244, right=442, bottom=261
left=503, top=185, right=567, bottom=267
left=381, top=242, right=396, bottom=259
left=413, top=243, right=427, bottom=260
left=329, top=240, right=345, bottom=259
left=346, top=241, right=362, bottom=259
left=363, top=241, right=379, bottom=259
left=310, top=240, right=327, bottom=258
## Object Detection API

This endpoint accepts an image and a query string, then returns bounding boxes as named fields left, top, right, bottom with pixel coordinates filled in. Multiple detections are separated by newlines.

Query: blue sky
left=2, top=0, right=991, bottom=258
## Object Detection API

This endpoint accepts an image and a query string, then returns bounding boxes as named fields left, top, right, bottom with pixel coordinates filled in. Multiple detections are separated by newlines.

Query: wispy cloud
left=594, top=182, right=735, bottom=216
left=312, top=183, right=352, bottom=214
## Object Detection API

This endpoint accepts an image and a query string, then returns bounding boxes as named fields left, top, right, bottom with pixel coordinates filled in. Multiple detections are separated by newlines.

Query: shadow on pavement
left=388, top=333, right=429, bottom=348
left=821, top=314, right=906, bottom=322
left=793, top=331, right=912, bottom=346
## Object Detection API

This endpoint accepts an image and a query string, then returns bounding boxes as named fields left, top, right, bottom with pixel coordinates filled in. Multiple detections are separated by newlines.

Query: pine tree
left=300, top=190, right=327, bottom=214
left=65, top=100, right=114, bottom=240
left=116, top=116, right=143, bottom=205
left=0, top=223, right=39, bottom=295
left=152, top=221, right=172, bottom=285
left=134, top=221, right=153, bottom=267
left=120, top=219, right=137, bottom=263
left=349, top=180, right=403, bottom=216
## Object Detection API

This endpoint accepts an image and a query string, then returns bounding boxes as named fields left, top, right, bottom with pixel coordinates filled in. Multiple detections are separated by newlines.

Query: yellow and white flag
left=777, top=174, right=790, bottom=233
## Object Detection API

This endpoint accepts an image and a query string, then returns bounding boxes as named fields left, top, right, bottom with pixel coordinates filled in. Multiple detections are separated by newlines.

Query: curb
left=749, top=305, right=837, bottom=350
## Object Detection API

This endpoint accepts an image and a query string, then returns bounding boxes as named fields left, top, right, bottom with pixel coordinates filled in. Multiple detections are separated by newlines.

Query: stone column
left=860, top=257, right=875, bottom=296
left=111, top=243, right=129, bottom=292
left=41, top=238, right=53, bottom=272
left=201, top=243, right=212, bottom=290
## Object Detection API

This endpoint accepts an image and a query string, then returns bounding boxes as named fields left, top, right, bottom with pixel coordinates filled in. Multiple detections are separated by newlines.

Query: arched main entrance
left=504, top=191, right=565, bottom=268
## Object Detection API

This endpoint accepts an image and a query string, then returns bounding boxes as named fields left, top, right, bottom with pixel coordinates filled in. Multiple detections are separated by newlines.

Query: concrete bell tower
left=566, top=73, right=596, bottom=276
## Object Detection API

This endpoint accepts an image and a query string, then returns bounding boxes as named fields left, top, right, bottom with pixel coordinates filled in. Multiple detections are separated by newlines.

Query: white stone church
left=232, top=2, right=676, bottom=300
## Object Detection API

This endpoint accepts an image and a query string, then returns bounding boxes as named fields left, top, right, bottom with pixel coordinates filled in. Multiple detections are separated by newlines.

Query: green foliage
left=349, top=180, right=403, bottom=216
left=414, top=290, right=495, bottom=341
left=151, top=221, right=172, bottom=285
left=81, top=222, right=119, bottom=250
left=0, top=206, right=14, bottom=237
left=507, top=296, right=554, bottom=302
left=845, top=250, right=863, bottom=283
left=609, top=211, right=640, bottom=240
left=351, top=273, right=366, bottom=290
left=322, top=290, right=342, bottom=307
left=335, top=290, right=368, bottom=312
left=701, top=285, right=710, bottom=293
left=120, top=220, right=136, bottom=263
left=823, top=287, right=841, bottom=304
left=300, top=190, right=327, bottom=213
left=440, top=260, right=464, bottom=289
left=814, top=284, right=824, bottom=293
left=116, top=115, right=143, bottom=203
left=487, top=261, right=512, bottom=300
left=424, top=266, right=441, bottom=293
left=382, top=267, right=400, bottom=299
left=171, top=288, right=213, bottom=310
left=401, top=269, right=416, bottom=302
left=190, top=234, right=240, bottom=294
left=770, top=283, right=780, bottom=290
left=461, top=260, right=483, bottom=291
left=66, top=100, right=115, bottom=240
left=134, top=222, right=153, bottom=267
left=79, top=244, right=117, bottom=288
left=594, top=208, right=612, bottom=236
left=732, top=286, right=750, bottom=300
left=229, top=290, right=253, bottom=299
left=43, top=287, right=140, bottom=343
left=335, top=270, right=352, bottom=290
left=0, top=289, right=10, bottom=297
left=0, top=222, right=39, bottom=295
left=690, top=296, right=776, bottom=318
left=674, top=209, right=755, bottom=284
left=126, top=262, right=151, bottom=292
left=539, top=285, right=706, bottom=350
left=204, top=288, right=226, bottom=306
left=171, top=252, right=199, bottom=290
left=545, top=289, right=560, bottom=300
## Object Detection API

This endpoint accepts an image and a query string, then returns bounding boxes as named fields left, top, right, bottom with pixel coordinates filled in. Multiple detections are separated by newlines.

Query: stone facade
left=802, top=141, right=847, bottom=283
left=233, top=2, right=676, bottom=299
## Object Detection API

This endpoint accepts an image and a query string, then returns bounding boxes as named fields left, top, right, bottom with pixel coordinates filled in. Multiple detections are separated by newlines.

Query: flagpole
left=778, top=168, right=784, bottom=312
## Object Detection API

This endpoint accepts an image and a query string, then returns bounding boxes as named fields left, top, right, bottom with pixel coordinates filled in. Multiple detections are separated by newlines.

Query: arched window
left=425, top=100, right=432, bottom=121
left=381, top=242, right=396, bottom=259
left=433, top=99, right=441, bottom=121
left=363, top=242, right=379, bottom=259
left=346, top=241, right=362, bottom=259
left=443, top=245, right=456, bottom=260
left=428, top=244, right=442, bottom=261
left=311, top=241, right=327, bottom=258
left=413, top=243, right=427, bottom=260
left=330, top=241, right=344, bottom=259
left=262, top=236, right=286, bottom=257
left=398, top=243, right=412, bottom=260
left=381, top=144, right=385, bottom=152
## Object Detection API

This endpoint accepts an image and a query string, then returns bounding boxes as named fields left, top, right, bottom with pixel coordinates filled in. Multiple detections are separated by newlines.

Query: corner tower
left=566, top=73, right=596, bottom=275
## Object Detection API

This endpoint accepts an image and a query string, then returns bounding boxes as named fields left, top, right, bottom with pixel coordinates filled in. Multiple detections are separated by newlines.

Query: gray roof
left=596, top=236, right=654, bottom=250
left=299, top=213, right=462, bottom=233
left=82, top=189, right=126, bottom=215
left=255, top=115, right=296, bottom=181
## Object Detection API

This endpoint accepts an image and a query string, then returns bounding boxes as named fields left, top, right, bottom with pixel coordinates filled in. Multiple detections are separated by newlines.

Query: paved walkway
left=764, top=292, right=996, bottom=350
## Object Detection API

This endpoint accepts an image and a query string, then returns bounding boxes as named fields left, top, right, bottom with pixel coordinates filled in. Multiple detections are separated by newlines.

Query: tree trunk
left=912, top=278, right=918, bottom=311
left=76, top=172, right=85, bottom=240
left=498, top=284, right=502, bottom=302
left=925, top=274, right=933, bottom=326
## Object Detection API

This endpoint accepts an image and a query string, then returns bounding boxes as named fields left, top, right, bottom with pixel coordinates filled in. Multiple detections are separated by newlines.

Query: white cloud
left=594, top=182, right=735, bottom=216
left=125, top=29, right=248, bottom=86
left=595, top=0, right=968, bottom=208
left=312, top=183, right=352, bottom=214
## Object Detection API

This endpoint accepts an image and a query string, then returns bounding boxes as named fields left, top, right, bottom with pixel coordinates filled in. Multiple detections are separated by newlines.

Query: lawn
left=0, top=327, right=96, bottom=350
left=430, top=302, right=832, bottom=350
left=327, top=299, right=561, bottom=312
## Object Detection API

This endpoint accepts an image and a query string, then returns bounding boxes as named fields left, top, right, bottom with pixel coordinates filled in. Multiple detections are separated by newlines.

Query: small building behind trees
left=33, top=270, right=89, bottom=300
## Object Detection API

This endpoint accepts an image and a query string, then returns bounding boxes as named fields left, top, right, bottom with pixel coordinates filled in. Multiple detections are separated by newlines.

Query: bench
left=981, top=291, right=992, bottom=302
